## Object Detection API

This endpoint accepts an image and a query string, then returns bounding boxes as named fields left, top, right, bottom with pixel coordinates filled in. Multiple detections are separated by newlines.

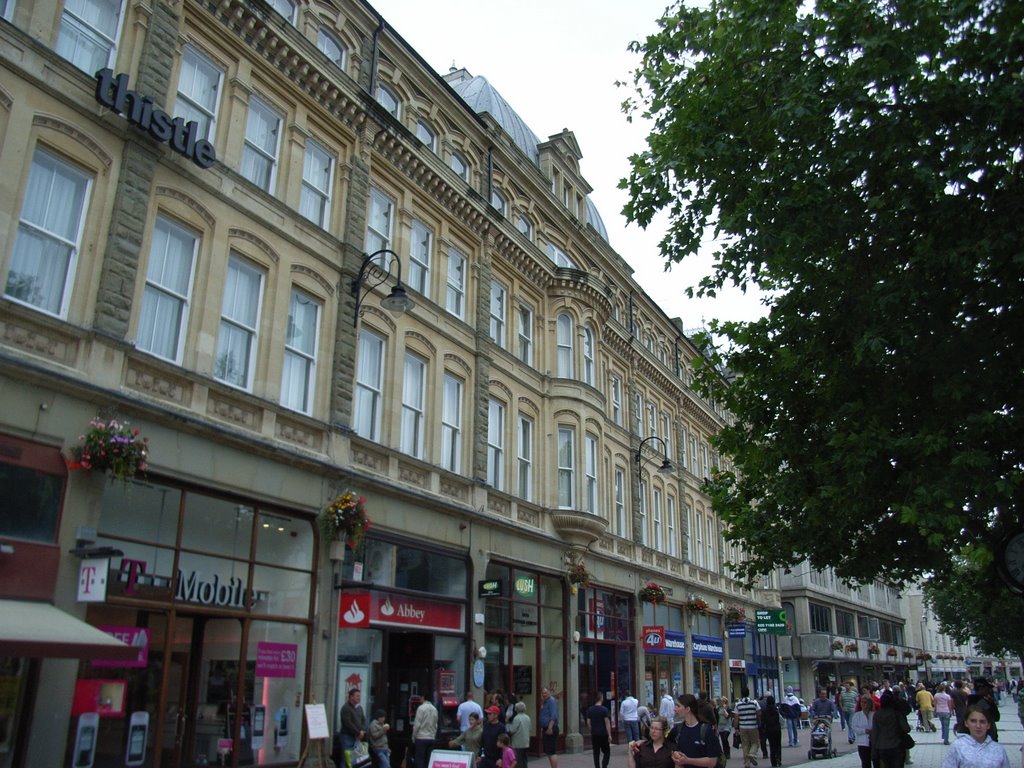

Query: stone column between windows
left=93, top=2, right=181, bottom=338
left=470, top=226, right=497, bottom=486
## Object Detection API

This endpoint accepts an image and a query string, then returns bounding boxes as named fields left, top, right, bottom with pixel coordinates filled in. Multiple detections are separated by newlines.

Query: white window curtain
left=241, top=98, right=281, bottom=191
left=214, top=256, right=263, bottom=389
left=6, top=150, right=91, bottom=316
left=353, top=330, right=385, bottom=440
left=441, top=373, right=463, bottom=471
left=138, top=216, right=197, bottom=362
left=400, top=354, right=426, bottom=457
left=177, top=46, right=222, bottom=141
left=281, top=289, right=320, bottom=413
left=556, top=314, right=574, bottom=377
left=365, top=188, right=393, bottom=254
left=557, top=427, right=575, bottom=509
left=299, top=140, right=333, bottom=227
left=409, top=220, right=432, bottom=295
left=57, top=0, right=121, bottom=73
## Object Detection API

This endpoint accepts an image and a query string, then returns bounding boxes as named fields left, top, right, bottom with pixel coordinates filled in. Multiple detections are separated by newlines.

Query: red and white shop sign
left=339, top=592, right=371, bottom=628
left=340, top=591, right=464, bottom=632
left=641, top=625, right=665, bottom=650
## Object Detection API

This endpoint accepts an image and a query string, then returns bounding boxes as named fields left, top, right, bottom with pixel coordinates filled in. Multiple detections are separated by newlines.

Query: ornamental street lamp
left=351, top=249, right=414, bottom=326
left=634, top=435, right=674, bottom=487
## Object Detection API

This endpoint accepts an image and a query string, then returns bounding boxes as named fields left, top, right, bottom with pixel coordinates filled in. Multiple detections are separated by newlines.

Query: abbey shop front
left=36, top=476, right=317, bottom=768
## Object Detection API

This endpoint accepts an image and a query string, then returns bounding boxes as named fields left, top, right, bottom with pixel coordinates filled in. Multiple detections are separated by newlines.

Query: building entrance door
left=159, top=614, right=247, bottom=768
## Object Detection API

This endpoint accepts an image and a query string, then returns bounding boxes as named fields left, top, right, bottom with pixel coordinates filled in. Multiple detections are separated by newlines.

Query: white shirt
left=456, top=699, right=483, bottom=731
left=660, top=694, right=675, bottom=721
left=940, top=733, right=1010, bottom=768
left=621, top=695, right=639, bottom=722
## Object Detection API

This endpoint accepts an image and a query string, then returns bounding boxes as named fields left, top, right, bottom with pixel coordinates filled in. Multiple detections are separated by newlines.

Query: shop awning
left=0, top=600, right=137, bottom=660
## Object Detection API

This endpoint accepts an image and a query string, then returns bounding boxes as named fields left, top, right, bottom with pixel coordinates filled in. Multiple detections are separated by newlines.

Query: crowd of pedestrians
left=335, top=676, right=1021, bottom=768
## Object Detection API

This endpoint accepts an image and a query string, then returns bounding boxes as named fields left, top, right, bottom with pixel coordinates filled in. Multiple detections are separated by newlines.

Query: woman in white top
left=941, top=705, right=1009, bottom=768
left=850, top=694, right=874, bottom=768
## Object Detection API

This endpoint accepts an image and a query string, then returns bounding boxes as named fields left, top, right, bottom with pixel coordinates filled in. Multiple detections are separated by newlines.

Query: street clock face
left=997, top=531, right=1024, bottom=593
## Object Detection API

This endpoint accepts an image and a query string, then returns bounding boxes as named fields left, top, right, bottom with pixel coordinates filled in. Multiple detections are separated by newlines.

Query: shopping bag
left=346, top=741, right=373, bottom=768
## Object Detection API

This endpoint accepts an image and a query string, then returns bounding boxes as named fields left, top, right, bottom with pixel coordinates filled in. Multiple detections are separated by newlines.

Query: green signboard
left=513, top=576, right=536, bottom=598
left=755, top=609, right=788, bottom=634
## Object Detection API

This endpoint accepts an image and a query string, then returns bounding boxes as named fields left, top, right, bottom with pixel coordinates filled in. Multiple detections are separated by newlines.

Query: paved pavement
left=554, top=698, right=1022, bottom=768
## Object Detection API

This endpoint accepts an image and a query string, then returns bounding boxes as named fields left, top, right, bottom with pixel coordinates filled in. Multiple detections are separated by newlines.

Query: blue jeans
left=938, top=713, right=951, bottom=742
left=845, top=710, right=855, bottom=741
left=375, top=749, right=392, bottom=768
left=624, top=720, right=640, bottom=741
left=786, top=717, right=799, bottom=745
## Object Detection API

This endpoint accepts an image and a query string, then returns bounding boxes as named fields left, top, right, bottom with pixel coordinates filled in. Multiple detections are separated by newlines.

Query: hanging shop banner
left=340, top=591, right=464, bottom=632
left=691, top=634, right=724, bottom=659
left=641, top=625, right=665, bottom=650
left=645, top=629, right=686, bottom=656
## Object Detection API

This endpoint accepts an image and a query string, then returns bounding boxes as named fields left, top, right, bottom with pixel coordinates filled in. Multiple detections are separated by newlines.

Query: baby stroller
left=807, top=716, right=837, bottom=760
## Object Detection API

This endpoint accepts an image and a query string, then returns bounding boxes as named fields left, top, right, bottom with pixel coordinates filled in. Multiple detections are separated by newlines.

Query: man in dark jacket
left=341, top=688, right=368, bottom=751
left=480, top=705, right=507, bottom=768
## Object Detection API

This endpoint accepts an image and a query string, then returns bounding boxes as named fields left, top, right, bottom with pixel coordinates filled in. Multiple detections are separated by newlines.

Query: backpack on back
left=700, top=723, right=727, bottom=768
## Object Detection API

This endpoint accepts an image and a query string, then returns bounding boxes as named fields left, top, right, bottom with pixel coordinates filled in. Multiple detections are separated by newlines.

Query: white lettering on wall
left=176, top=570, right=253, bottom=608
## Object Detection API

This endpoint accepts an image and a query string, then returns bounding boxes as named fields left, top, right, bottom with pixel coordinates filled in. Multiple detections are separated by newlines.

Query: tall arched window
left=556, top=314, right=574, bottom=377
left=581, top=325, right=595, bottom=385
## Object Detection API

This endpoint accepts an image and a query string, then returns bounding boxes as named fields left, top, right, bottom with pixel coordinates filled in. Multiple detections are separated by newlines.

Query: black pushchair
left=807, top=716, right=837, bottom=759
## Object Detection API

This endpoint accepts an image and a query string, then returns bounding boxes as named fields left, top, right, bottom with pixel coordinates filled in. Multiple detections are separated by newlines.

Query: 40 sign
left=755, top=609, right=788, bottom=635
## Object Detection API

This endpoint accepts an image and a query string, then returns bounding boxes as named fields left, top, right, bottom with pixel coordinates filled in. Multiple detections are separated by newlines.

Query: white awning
left=0, top=600, right=136, bottom=660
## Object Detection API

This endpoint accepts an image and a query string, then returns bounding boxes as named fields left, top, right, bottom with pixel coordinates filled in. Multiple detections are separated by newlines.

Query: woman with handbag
left=714, top=698, right=732, bottom=759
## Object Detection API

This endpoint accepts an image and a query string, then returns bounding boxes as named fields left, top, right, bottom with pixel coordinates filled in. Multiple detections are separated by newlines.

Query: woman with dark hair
left=668, top=694, right=722, bottom=767
left=870, top=691, right=910, bottom=768
left=761, top=696, right=782, bottom=767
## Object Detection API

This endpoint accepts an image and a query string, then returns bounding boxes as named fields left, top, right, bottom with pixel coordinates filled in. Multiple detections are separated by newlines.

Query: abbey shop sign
left=94, top=69, right=216, bottom=168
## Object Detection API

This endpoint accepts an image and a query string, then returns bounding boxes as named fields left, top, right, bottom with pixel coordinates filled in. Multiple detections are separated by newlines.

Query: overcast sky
left=368, top=0, right=768, bottom=330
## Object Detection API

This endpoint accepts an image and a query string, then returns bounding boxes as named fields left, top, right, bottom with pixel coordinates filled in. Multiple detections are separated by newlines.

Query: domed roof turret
left=443, top=67, right=610, bottom=245
left=445, top=69, right=541, bottom=164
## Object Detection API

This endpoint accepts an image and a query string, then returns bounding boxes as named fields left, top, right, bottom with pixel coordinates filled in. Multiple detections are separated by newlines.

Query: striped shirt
left=735, top=698, right=760, bottom=730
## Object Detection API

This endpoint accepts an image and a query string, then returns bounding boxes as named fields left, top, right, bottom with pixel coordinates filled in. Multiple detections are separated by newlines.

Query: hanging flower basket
left=66, top=418, right=149, bottom=483
left=831, top=640, right=844, bottom=653
left=566, top=560, right=590, bottom=593
left=638, top=581, right=666, bottom=604
left=903, top=650, right=914, bottom=659
left=886, top=647, right=898, bottom=657
left=724, top=604, right=746, bottom=624
left=916, top=652, right=932, bottom=661
left=319, top=491, right=370, bottom=548
left=845, top=642, right=858, bottom=653
left=867, top=644, right=880, bottom=656
left=684, top=597, right=708, bottom=614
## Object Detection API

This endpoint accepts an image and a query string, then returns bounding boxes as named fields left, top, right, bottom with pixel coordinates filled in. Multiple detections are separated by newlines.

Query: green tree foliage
left=623, top=0, right=1024, bottom=585
left=924, top=562, right=1024, bottom=660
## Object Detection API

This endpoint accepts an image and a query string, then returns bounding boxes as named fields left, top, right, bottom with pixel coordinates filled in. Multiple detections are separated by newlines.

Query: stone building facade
left=0, top=2, right=779, bottom=766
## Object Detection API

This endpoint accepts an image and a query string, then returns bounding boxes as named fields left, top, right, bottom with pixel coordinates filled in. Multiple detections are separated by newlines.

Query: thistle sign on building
left=94, top=69, right=216, bottom=168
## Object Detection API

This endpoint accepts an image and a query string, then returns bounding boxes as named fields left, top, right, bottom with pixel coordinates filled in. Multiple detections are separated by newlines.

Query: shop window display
left=65, top=478, right=314, bottom=767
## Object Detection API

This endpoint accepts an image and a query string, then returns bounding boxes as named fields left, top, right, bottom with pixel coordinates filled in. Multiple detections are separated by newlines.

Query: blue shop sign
left=728, top=624, right=747, bottom=638
left=691, top=634, right=724, bottom=659
left=647, top=630, right=687, bottom=656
